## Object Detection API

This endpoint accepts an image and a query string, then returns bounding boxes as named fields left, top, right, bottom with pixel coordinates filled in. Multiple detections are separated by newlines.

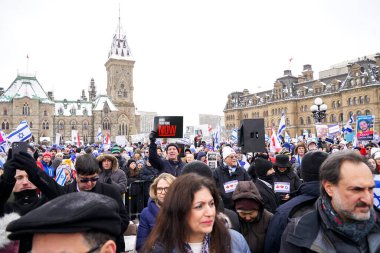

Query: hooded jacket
left=97, top=154, right=128, bottom=194
left=232, top=181, right=273, bottom=253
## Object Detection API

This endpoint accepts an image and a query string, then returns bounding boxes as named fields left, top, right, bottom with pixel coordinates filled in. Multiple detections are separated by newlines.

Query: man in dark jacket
left=9, top=152, right=129, bottom=253
left=280, top=150, right=380, bottom=253
left=213, top=146, right=251, bottom=209
left=252, top=158, right=279, bottom=214
left=264, top=151, right=329, bottom=253
left=148, top=131, right=185, bottom=176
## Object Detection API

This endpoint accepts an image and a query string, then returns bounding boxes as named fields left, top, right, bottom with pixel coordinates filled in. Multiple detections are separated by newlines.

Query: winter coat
left=97, top=154, right=128, bottom=194
left=279, top=198, right=380, bottom=253
left=212, top=163, right=251, bottom=210
left=272, top=167, right=302, bottom=204
left=140, top=164, right=159, bottom=181
left=150, top=229, right=251, bottom=253
left=135, top=198, right=160, bottom=251
left=148, top=142, right=185, bottom=176
left=264, top=181, right=320, bottom=253
left=41, top=160, right=55, bottom=177
left=232, top=181, right=273, bottom=253
left=254, top=179, right=279, bottom=214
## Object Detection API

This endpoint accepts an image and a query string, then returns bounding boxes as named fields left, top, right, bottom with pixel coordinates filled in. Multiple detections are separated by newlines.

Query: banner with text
left=154, top=116, right=183, bottom=139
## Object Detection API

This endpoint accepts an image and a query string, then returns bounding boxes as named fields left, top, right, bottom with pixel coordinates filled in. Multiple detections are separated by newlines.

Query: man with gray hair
left=280, top=150, right=380, bottom=253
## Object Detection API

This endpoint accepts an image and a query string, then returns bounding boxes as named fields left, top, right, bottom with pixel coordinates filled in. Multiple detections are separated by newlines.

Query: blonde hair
left=149, top=173, right=176, bottom=202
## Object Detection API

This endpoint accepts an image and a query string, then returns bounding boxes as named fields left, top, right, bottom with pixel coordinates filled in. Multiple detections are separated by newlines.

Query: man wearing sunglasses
left=8, top=152, right=129, bottom=253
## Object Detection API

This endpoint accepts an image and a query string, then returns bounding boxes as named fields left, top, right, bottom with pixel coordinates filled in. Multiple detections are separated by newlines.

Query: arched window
left=300, top=117, right=304, bottom=125
left=22, top=103, right=30, bottom=116
left=332, top=101, right=336, bottom=109
left=42, top=121, right=49, bottom=130
left=365, top=110, right=371, bottom=115
left=44, top=110, right=48, bottom=116
left=3, top=108, right=7, bottom=115
left=339, top=113, right=344, bottom=122
left=103, top=119, right=110, bottom=130
left=307, top=117, right=312, bottom=125
left=1, top=121, right=9, bottom=130
left=83, top=121, right=88, bottom=130
left=59, top=121, right=64, bottom=130
left=359, top=96, right=364, bottom=104
left=337, top=100, right=341, bottom=108
left=71, top=121, right=77, bottom=130
left=365, top=95, right=370, bottom=103
left=118, top=123, right=128, bottom=135
left=353, top=97, right=357, bottom=105
left=330, top=114, right=335, bottom=122
left=356, top=110, right=362, bottom=116
left=347, top=98, right=351, bottom=105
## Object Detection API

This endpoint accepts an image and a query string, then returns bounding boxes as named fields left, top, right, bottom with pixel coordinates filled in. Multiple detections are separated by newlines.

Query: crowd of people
left=0, top=130, right=380, bottom=253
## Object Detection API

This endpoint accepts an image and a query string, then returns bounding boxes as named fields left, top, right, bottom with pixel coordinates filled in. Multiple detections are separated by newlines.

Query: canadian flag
left=270, top=128, right=282, bottom=153
left=103, top=133, right=111, bottom=145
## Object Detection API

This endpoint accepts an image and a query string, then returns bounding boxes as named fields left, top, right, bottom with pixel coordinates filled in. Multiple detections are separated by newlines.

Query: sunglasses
left=79, top=176, right=99, bottom=183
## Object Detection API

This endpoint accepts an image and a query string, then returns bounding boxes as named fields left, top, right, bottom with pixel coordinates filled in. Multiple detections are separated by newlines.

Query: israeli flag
left=230, top=129, right=238, bottom=141
left=7, top=121, right=32, bottom=143
left=277, top=112, right=286, bottom=137
left=97, top=127, right=102, bottom=141
left=214, top=126, right=221, bottom=148
left=349, top=114, right=355, bottom=124
left=374, top=175, right=380, bottom=209
left=55, top=169, right=67, bottom=186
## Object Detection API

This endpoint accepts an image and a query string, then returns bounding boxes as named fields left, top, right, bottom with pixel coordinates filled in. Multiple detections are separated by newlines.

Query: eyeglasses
left=79, top=176, right=99, bottom=183
left=227, top=155, right=237, bottom=159
left=157, top=187, right=169, bottom=193
left=86, top=244, right=103, bottom=253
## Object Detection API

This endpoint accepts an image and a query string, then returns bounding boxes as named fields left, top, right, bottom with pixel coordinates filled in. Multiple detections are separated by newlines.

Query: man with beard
left=280, top=150, right=380, bottom=253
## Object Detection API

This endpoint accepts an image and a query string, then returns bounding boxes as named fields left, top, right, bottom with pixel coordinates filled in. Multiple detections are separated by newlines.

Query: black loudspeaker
left=238, top=119, right=266, bottom=153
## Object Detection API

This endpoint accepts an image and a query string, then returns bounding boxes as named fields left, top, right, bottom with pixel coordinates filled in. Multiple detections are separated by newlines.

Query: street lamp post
left=310, top=97, right=327, bottom=123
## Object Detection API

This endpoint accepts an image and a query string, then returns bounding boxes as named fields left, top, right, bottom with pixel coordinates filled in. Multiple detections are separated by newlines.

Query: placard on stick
left=154, top=116, right=183, bottom=138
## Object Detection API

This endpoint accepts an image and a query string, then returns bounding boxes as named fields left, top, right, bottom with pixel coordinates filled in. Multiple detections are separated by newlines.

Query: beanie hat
left=254, top=158, right=273, bottom=177
left=374, top=152, right=380, bottom=160
left=42, top=152, right=52, bottom=159
left=222, top=146, right=236, bottom=160
left=196, top=151, right=207, bottom=160
left=234, top=198, right=260, bottom=211
left=182, top=161, right=213, bottom=179
left=166, top=143, right=179, bottom=152
left=300, top=151, right=329, bottom=182
left=111, top=145, right=121, bottom=154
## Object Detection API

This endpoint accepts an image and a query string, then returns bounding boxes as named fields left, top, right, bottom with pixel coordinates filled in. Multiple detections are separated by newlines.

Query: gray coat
left=97, top=154, right=128, bottom=194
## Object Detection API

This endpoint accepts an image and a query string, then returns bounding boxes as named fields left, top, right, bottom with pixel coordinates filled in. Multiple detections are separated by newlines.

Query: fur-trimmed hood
left=0, top=213, right=20, bottom=248
left=96, top=154, right=119, bottom=172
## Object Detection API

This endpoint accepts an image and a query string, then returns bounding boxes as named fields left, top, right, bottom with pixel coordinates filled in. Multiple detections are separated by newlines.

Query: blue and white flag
left=213, top=126, right=221, bottom=148
left=349, top=114, right=355, bottom=124
left=97, top=127, right=102, bottom=141
left=374, top=175, right=380, bottom=209
left=7, top=121, right=32, bottom=143
left=230, top=129, right=238, bottom=141
left=55, top=167, right=67, bottom=186
left=277, top=112, right=286, bottom=137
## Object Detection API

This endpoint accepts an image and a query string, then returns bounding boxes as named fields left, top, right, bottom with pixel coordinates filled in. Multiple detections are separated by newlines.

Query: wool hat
left=254, top=158, right=273, bottom=177
left=196, top=151, right=207, bottom=160
left=182, top=161, right=213, bottom=179
left=166, top=143, right=179, bottom=152
left=222, top=146, right=236, bottom=160
left=374, top=152, right=380, bottom=160
left=6, top=191, right=121, bottom=239
left=273, top=154, right=291, bottom=168
left=42, top=152, right=52, bottom=159
left=111, top=145, right=121, bottom=154
left=300, top=151, right=329, bottom=182
left=234, top=198, right=260, bottom=211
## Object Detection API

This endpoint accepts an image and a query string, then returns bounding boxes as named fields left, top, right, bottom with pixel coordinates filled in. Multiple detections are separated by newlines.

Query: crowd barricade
left=127, top=179, right=153, bottom=219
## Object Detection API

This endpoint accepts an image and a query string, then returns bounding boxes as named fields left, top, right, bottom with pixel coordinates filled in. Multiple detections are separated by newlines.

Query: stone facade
left=0, top=22, right=137, bottom=145
left=224, top=53, right=380, bottom=138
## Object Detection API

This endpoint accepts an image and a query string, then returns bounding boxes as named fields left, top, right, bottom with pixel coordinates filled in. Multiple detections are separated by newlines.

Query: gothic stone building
left=0, top=22, right=138, bottom=145
left=224, top=53, right=380, bottom=138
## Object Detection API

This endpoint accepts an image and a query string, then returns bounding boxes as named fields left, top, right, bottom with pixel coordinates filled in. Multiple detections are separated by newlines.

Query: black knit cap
left=300, top=151, right=329, bottom=182
left=254, top=158, right=273, bottom=177
left=7, top=191, right=121, bottom=239
left=166, top=143, right=179, bottom=152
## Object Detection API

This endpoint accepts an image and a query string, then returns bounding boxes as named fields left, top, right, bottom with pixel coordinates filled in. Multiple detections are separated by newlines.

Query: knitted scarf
left=184, top=234, right=210, bottom=253
left=320, top=196, right=376, bottom=243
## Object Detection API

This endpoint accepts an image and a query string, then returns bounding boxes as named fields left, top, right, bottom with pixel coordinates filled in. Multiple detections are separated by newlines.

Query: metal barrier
left=127, top=180, right=153, bottom=219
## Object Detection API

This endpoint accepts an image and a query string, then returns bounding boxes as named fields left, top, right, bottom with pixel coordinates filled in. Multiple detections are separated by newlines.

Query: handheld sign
left=154, top=116, right=183, bottom=139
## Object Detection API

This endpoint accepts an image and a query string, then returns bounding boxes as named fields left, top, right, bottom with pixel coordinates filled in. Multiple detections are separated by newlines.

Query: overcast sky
left=0, top=0, right=379, bottom=127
